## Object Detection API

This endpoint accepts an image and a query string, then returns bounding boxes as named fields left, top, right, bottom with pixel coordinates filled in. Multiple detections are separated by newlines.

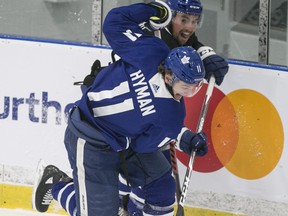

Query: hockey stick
left=176, top=75, right=216, bottom=216
left=169, top=141, right=182, bottom=203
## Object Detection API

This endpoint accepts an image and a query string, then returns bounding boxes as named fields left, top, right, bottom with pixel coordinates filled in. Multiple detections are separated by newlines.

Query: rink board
left=0, top=184, right=242, bottom=216
left=1, top=36, right=288, bottom=215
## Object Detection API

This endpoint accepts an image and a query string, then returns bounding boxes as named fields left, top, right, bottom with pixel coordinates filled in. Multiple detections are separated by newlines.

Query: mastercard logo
left=177, top=84, right=284, bottom=180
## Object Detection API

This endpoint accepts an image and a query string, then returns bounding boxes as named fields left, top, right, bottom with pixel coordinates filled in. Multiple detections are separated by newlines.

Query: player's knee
left=144, top=170, right=175, bottom=206
left=143, top=172, right=175, bottom=216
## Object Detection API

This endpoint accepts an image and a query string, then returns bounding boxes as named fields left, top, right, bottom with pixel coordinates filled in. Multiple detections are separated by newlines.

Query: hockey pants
left=52, top=107, right=175, bottom=216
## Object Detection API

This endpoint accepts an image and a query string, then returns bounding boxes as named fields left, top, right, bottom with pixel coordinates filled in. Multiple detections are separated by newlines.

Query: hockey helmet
left=164, top=46, right=205, bottom=84
left=167, top=0, right=203, bottom=16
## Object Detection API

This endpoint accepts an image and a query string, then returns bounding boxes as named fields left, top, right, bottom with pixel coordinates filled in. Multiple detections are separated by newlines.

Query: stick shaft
left=176, top=76, right=216, bottom=215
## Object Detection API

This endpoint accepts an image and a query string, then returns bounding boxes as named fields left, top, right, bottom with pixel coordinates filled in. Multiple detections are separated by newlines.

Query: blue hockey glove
left=197, top=46, right=229, bottom=86
left=179, top=130, right=208, bottom=157
left=148, top=0, right=172, bottom=30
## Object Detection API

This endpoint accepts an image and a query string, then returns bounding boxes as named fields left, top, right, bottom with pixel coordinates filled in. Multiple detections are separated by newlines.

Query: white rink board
left=0, top=38, right=112, bottom=172
left=1, top=38, right=288, bottom=215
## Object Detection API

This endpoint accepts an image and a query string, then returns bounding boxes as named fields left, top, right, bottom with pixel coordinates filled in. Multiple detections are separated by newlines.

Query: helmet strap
left=169, top=73, right=179, bottom=87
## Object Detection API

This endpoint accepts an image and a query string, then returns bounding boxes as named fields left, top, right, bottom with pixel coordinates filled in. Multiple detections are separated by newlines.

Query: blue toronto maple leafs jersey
left=76, top=3, right=186, bottom=152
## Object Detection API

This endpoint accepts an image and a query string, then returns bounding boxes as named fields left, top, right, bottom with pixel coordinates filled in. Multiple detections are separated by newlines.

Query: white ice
left=0, top=208, right=64, bottom=216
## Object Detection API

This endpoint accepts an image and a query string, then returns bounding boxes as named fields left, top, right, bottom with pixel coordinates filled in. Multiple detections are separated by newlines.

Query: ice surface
left=0, top=208, right=63, bottom=216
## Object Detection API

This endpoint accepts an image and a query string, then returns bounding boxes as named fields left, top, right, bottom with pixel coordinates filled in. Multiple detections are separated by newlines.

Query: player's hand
left=180, top=130, right=208, bottom=157
left=190, top=132, right=208, bottom=156
left=197, top=46, right=229, bottom=86
left=148, top=0, right=172, bottom=30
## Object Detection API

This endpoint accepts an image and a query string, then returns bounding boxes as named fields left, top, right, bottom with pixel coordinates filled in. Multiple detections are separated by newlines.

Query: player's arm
left=102, top=1, right=172, bottom=68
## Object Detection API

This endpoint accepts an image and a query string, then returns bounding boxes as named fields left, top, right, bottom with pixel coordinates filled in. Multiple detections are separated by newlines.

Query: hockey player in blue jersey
left=32, top=1, right=208, bottom=216
left=119, top=0, right=229, bottom=214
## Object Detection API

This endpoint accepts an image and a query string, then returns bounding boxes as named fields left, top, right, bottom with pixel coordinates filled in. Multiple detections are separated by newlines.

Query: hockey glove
left=148, top=0, right=172, bottom=30
left=179, top=130, right=208, bottom=157
left=197, top=46, right=229, bottom=86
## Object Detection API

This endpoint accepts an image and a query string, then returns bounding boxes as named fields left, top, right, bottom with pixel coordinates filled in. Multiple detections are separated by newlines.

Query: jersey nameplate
left=130, top=70, right=156, bottom=117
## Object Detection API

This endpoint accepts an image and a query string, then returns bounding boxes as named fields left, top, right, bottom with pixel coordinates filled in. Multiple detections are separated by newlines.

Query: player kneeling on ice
left=32, top=1, right=208, bottom=216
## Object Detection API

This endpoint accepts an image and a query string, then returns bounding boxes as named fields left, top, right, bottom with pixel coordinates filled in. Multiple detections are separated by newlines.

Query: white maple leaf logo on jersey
left=181, top=55, right=190, bottom=64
